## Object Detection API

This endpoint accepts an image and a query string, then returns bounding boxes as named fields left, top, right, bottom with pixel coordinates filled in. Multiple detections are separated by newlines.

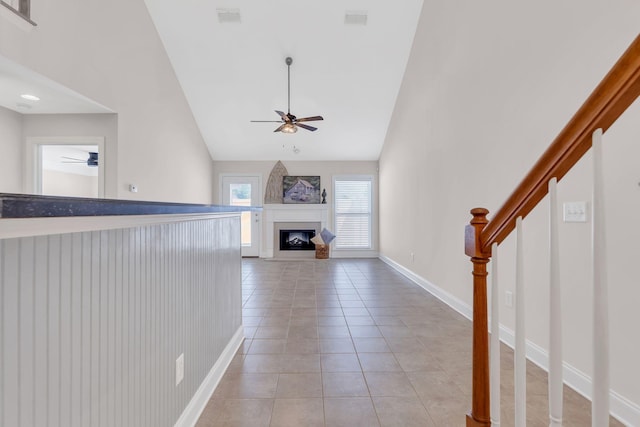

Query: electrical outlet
left=505, top=291, right=513, bottom=308
left=176, top=353, right=184, bottom=386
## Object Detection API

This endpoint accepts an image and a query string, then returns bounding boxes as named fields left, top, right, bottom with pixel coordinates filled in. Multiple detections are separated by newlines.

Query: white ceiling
left=0, top=1, right=423, bottom=162
left=144, top=0, right=424, bottom=161
left=0, top=55, right=113, bottom=115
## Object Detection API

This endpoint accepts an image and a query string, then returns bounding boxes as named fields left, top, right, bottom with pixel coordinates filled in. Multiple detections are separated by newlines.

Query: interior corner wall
left=0, top=0, right=214, bottom=204
left=0, top=106, right=23, bottom=192
left=379, top=0, right=640, bottom=413
left=212, top=160, right=380, bottom=255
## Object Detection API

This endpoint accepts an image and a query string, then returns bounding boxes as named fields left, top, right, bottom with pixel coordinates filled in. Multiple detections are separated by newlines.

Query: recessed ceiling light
left=20, top=94, right=40, bottom=101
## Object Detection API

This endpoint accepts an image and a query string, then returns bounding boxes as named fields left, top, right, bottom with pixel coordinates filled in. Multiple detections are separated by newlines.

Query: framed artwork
left=283, top=176, right=321, bottom=204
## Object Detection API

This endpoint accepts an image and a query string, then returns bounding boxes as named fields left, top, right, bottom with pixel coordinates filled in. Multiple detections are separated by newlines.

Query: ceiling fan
left=61, top=151, right=99, bottom=167
left=251, top=57, right=324, bottom=133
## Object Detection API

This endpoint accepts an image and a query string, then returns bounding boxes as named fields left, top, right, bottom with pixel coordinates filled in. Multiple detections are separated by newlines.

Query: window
left=1, top=0, right=31, bottom=20
left=333, top=176, right=372, bottom=249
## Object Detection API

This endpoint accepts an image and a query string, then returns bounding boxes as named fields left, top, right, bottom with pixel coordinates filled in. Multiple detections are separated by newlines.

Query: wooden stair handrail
left=480, top=34, right=640, bottom=252
left=465, top=34, right=640, bottom=427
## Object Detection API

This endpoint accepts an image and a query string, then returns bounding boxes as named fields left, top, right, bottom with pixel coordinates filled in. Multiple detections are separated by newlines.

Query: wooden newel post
left=465, top=208, right=492, bottom=427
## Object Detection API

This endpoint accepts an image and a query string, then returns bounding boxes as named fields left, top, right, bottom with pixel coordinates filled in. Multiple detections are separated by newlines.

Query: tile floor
left=196, top=258, right=624, bottom=426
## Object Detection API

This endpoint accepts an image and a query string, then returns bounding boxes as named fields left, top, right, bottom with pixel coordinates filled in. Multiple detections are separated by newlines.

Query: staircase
left=465, top=34, right=640, bottom=427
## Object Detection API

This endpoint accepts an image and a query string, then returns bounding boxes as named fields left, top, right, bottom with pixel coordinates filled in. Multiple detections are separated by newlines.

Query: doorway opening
left=221, top=174, right=262, bottom=257
left=40, top=145, right=99, bottom=197
left=26, top=136, right=106, bottom=198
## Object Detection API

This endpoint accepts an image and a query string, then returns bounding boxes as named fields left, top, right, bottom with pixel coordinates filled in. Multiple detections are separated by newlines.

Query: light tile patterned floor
left=196, top=259, right=624, bottom=426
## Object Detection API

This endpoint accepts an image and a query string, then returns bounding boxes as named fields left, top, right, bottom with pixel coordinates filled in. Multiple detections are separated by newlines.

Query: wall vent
left=217, top=8, right=241, bottom=24
left=345, top=11, right=367, bottom=26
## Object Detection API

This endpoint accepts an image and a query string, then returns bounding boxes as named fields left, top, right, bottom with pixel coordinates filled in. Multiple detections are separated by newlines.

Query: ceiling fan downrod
left=249, top=56, right=323, bottom=133
left=286, top=57, right=292, bottom=115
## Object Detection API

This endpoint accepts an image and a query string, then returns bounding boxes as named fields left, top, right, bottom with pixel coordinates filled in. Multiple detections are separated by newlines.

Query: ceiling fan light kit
left=251, top=57, right=323, bottom=133
left=280, top=123, right=297, bottom=133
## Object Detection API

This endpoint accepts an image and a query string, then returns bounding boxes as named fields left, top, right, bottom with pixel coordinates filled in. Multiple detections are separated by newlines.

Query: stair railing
left=465, top=34, right=640, bottom=427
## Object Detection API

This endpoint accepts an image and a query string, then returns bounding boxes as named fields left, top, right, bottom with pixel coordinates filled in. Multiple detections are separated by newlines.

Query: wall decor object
left=264, top=160, right=289, bottom=203
left=283, top=176, right=321, bottom=204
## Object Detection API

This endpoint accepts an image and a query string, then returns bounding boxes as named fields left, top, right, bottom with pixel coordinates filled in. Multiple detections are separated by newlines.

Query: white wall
left=42, top=169, right=98, bottom=198
left=0, top=106, right=23, bottom=192
left=379, top=0, right=640, bottom=417
left=213, top=160, right=379, bottom=256
left=0, top=0, right=214, bottom=203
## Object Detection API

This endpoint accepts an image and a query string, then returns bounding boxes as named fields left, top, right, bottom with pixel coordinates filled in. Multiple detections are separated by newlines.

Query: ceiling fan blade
left=252, top=59, right=324, bottom=133
left=295, top=123, right=318, bottom=132
left=295, top=116, right=324, bottom=123
left=275, top=110, right=290, bottom=122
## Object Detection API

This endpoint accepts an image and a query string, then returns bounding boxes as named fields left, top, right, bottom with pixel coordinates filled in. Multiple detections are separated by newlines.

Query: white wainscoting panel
left=0, top=215, right=242, bottom=427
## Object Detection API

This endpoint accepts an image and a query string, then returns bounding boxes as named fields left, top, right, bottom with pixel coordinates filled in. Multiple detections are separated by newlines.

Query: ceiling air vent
left=344, top=11, right=367, bottom=26
left=217, top=8, right=241, bottom=24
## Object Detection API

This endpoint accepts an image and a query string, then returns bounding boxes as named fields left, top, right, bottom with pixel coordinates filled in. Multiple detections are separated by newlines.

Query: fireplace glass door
left=280, top=229, right=316, bottom=251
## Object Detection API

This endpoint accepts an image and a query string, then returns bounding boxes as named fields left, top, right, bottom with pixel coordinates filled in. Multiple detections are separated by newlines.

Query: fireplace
left=280, top=229, right=316, bottom=251
left=272, top=220, right=322, bottom=258
left=264, top=205, right=327, bottom=258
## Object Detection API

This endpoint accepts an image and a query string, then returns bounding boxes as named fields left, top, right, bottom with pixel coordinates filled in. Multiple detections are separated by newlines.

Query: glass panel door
left=222, top=175, right=262, bottom=257
left=229, top=183, right=252, bottom=247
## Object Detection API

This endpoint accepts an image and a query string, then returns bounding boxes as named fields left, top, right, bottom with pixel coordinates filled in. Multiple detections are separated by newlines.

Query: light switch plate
left=505, top=291, right=513, bottom=308
left=563, top=201, right=588, bottom=222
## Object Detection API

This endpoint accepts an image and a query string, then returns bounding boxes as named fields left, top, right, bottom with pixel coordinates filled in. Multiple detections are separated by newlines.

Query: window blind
left=334, top=179, right=372, bottom=249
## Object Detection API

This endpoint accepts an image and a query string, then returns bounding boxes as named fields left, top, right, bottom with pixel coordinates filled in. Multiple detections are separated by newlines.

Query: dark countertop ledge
left=0, top=193, right=261, bottom=218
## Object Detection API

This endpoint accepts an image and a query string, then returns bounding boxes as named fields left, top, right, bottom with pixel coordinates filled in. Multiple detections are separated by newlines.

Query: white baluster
left=490, top=242, right=501, bottom=427
left=548, top=177, right=563, bottom=427
left=592, top=128, right=609, bottom=426
left=515, top=216, right=526, bottom=427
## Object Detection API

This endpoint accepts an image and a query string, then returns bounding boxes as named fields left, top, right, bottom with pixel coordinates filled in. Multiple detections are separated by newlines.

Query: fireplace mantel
left=262, top=204, right=329, bottom=258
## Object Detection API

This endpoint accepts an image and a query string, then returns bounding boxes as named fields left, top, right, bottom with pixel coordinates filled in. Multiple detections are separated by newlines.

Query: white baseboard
left=498, top=324, right=640, bottom=426
left=331, top=249, right=379, bottom=259
left=379, top=255, right=472, bottom=320
left=379, top=255, right=640, bottom=426
left=174, top=326, right=244, bottom=427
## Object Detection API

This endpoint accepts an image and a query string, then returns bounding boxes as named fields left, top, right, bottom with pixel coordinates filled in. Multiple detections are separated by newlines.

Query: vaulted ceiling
left=0, top=1, right=424, bottom=162
left=143, top=0, right=424, bottom=161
